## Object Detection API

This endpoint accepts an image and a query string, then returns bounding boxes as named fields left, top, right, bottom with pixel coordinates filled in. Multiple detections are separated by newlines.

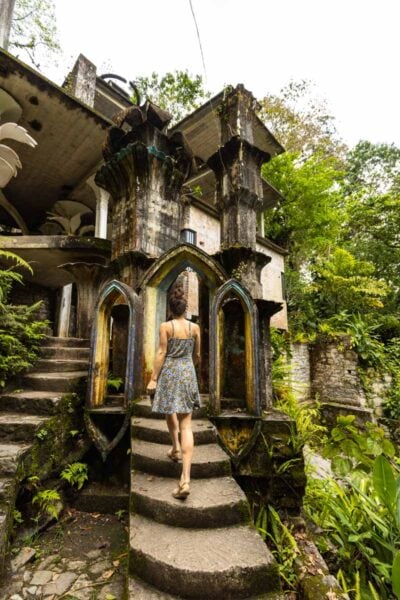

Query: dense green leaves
left=0, top=250, right=48, bottom=388
left=262, top=152, right=343, bottom=268
left=261, top=80, right=400, bottom=398
left=134, top=70, right=210, bottom=124
left=305, top=419, right=400, bottom=599
left=392, top=552, right=400, bottom=599
left=344, top=140, right=400, bottom=195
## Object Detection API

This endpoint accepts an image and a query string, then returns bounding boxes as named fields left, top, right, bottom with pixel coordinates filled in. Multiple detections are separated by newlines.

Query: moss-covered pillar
left=59, top=262, right=110, bottom=339
left=95, top=103, right=194, bottom=287
left=207, top=86, right=275, bottom=297
left=256, top=300, right=283, bottom=410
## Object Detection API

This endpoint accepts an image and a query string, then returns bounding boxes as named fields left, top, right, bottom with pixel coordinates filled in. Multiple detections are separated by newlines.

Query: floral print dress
left=151, top=321, right=200, bottom=415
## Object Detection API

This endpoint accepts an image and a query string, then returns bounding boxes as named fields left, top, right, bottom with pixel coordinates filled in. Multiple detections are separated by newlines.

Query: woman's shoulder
left=190, top=321, right=200, bottom=334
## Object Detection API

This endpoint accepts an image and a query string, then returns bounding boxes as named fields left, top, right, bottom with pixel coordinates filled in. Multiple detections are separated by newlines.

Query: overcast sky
left=48, top=0, right=400, bottom=148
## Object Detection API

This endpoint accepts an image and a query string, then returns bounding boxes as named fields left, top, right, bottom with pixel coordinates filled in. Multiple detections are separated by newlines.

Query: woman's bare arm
left=193, top=324, right=201, bottom=366
left=147, top=323, right=169, bottom=389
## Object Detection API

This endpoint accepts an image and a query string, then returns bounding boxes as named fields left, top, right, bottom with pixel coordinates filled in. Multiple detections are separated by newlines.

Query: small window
left=180, top=229, right=197, bottom=245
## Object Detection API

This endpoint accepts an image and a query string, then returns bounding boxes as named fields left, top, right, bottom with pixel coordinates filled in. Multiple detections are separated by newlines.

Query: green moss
left=18, top=392, right=88, bottom=483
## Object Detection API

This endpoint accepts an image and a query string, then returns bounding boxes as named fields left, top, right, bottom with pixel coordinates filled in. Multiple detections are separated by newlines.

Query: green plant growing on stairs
left=13, top=509, right=23, bottom=526
left=60, top=462, right=88, bottom=490
left=32, top=489, right=61, bottom=520
left=115, top=509, right=126, bottom=521
left=35, top=427, right=49, bottom=442
left=255, top=504, right=299, bottom=591
left=107, top=373, right=123, bottom=392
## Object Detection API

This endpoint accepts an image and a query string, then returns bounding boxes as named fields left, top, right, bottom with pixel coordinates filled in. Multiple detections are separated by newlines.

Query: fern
left=32, top=489, right=61, bottom=519
left=0, top=250, right=33, bottom=274
left=60, top=462, right=88, bottom=490
left=0, top=250, right=48, bottom=387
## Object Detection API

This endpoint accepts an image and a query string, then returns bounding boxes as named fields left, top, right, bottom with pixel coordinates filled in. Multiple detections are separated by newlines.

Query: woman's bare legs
left=166, top=413, right=180, bottom=454
left=177, top=412, right=194, bottom=484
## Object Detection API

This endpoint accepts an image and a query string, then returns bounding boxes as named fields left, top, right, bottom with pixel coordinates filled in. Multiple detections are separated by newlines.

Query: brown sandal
left=167, top=448, right=181, bottom=462
left=172, top=481, right=190, bottom=499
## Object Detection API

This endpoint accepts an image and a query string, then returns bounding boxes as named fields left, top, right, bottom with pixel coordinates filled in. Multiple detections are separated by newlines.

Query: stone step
left=22, top=371, right=87, bottom=393
left=128, top=578, right=286, bottom=600
left=131, top=439, right=230, bottom=479
left=105, top=394, right=125, bottom=406
left=0, top=507, right=10, bottom=573
left=0, top=391, right=63, bottom=415
left=131, top=417, right=217, bottom=446
left=41, top=337, right=89, bottom=348
left=129, top=514, right=281, bottom=599
left=0, top=443, right=30, bottom=476
left=131, top=471, right=249, bottom=528
left=0, top=413, right=48, bottom=442
left=129, top=577, right=181, bottom=599
left=32, top=359, right=88, bottom=373
left=73, top=482, right=129, bottom=514
left=0, top=478, right=15, bottom=503
left=133, top=398, right=208, bottom=420
left=41, top=346, right=90, bottom=360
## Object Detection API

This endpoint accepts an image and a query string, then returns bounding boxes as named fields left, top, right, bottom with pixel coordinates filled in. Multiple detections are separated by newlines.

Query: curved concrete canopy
left=0, top=88, right=22, bottom=122
left=0, top=235, right=110, bottom=287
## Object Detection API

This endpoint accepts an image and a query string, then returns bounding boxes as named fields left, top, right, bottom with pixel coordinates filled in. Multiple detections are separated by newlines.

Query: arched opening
left=222, top=295, right=246, bottom=403
left=211, top=279, right=260, bottom=415
left=140, top=244, right=226, bottom=397
left=87, top=280, right=141, bottom=411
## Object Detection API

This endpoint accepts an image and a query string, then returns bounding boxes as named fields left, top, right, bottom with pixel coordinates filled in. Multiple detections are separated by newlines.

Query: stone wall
left=310, top=336, right=366, bottom=407
left=285, top=336, right=394, bottom=425
left=289, top=342, right=311, bottom=402
left=363, top=369, right=392, bottom=416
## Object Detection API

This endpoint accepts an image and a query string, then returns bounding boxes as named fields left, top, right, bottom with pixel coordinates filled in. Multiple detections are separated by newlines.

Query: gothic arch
left=139, top=243, right=227, bottom=291
left=210, top=279, right=260, bottom=415
left=140, top=243, right=227, bottom=388
left=87, top=279, right=141, bottom=409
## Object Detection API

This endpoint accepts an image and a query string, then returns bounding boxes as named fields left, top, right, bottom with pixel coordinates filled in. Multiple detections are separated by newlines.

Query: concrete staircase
left=129, top=397, right=283, bottom=599
left=0, top=336, right=89, bottom=572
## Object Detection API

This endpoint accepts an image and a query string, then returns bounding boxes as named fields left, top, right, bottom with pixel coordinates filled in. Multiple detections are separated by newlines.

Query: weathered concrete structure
left=0, top=48, right=301, bottom=598
left=287, top=337, right=392, bottom=428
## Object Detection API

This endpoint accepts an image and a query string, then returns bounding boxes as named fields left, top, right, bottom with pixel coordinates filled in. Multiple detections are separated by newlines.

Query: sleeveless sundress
left=151, top=320, right=201, bottom=415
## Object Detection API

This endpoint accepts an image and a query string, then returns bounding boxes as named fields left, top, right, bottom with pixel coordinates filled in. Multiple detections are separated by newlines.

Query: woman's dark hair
left=169, top=285, right=187, bottom=317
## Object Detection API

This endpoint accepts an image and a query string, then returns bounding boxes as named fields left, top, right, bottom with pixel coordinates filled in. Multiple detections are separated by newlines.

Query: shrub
left=304, top=416, right=400, bottom=599
left=0, top=251, right=48, bottom=388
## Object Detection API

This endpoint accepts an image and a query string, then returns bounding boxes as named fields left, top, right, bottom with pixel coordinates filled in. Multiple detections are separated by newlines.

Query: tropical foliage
left=305, top=415, right=400, bottom=599
left=134, top=70, right=210, bottom=124
left=0, top=250, right=48, bottom=388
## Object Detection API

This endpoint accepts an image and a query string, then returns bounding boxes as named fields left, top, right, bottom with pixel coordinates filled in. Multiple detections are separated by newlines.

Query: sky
left=46, top=0, right=400, bottom=148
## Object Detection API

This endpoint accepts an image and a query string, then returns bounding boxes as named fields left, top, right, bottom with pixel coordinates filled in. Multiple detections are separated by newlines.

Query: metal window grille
left=180, top=229, right=197, bottom=245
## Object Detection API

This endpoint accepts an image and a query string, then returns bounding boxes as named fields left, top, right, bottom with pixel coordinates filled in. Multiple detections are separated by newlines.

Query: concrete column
left=0, top=0, right=16, bottom=50
left=57, top=283, right=73, bottom=337
left=59, top=262, right=109, bottom=339
left=256, top=299, right=283, bottom=409
left=56, top=55, right=97, bottom=337
left=69, top=54, right=97, bottom=107
left=95, top=188, right=109, bottom=239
